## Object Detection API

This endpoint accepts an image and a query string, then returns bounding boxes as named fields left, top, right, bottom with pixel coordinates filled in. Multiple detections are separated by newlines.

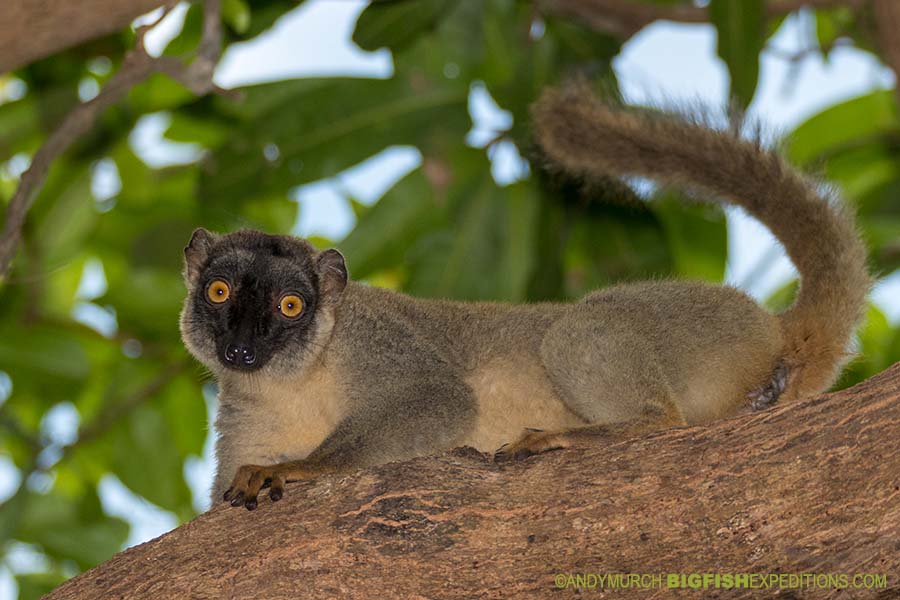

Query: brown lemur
left=180, top=84, right=870, bottom=511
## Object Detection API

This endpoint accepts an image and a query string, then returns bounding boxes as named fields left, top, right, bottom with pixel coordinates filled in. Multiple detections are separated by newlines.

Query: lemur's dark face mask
left=180, top=230, right=336, bottom=377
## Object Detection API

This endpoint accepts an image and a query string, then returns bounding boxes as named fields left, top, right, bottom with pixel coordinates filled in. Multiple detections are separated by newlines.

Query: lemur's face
left=179, top=229, right=347, bottom=377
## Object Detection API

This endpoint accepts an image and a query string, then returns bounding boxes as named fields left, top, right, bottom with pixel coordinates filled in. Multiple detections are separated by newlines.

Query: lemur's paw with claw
left=223, top=461, right=319, bottom=510
left=493, top=428, right=569, bottom=462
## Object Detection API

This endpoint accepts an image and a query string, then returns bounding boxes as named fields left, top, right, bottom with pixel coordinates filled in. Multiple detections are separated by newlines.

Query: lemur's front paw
left=493, top=428, right=568, bottom=462
left=223, top=461, right=322, bottom=510
left=224, top=464, right=284, bottom=510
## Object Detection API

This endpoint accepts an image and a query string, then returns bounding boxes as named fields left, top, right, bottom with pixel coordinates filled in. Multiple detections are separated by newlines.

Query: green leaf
left=564, top=202, right=670, bottom=296
left=0, top=324, right=90, bottom=381
left=339, top=167, right=443, bottom=278
left=16, top=572, right=70, bottom=600
left=835, top=304, right=895, bottom=388
left=815, top=6, right=856, bottom=59
left=102, top=266, right=185, bottom=341
left=860, top=213, right=900, bottom=275
left=496, top=182, right=540, bottom=300
left=14, top=488, right=129, bottom=569
left=127, top=73, right=196, bottom=113
left=234, top=0, right=309, bottom=41
left=201, top=77, right=469, bottom=200
left=353, top=0, right=456, bottom=52
left=405, top=172, right=539, bottom=301
left=110, top=403, right=193, bottom=516
left=544, top=17, right=621, bottom=65
left=479, top=3, right=521, bottom=89
left=823, top=144, right=900, bottom=208
left=0, top=96, right=41, bottom=162
left=109, top=143, right=197, bottom=210
left=160, top=375, right=207, bottom=458
left=165, top=111, right=229, bottom=147
left=390, top=1, right=488, bottom=83
left=785, top=94, right=900, bottom=275
left=652, top=194, right=727, bottom=282
left=163, top=3, right=202, bottom=57
left=526, top=189, right=567, bottom=301
left=786, top=91, right=899, bottom=167
left=764, top=278, right=798, bottom=312
left=43, top=256, right=88, bottom=318
left=223, top=0, right=251, bottom=35
left=33, top=163, right=97, bottom=267
left=709, top=0, right=764, bottom=108
left=231, top=194, right=298, bottom=234
left=890, top=322, right=900, bottom=366
left=0, top=84, right=80, bottom=162
left=475, top=3, right=622, bottom=147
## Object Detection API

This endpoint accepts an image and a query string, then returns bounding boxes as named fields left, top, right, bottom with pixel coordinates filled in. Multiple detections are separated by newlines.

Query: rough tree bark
left=1, top=0, right=166, bottom=74
left=46, top=364, right=900, bottom=599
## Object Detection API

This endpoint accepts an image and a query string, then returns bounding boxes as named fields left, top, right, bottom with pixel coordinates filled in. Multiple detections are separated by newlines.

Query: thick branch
left=539, top=0, right=865, bottom=39
left=538, top=0, right=705, bottom=38
left=1, top=0, right=166, bottom=73
left=46, top=364, right=900, bottom=599
left=0, top=0, right=224, bottom=281
left=873, top=0, right=900, bottom=107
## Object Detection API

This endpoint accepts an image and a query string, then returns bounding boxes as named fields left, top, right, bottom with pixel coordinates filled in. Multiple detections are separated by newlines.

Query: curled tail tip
left=531, top=84, right=623, bottom=172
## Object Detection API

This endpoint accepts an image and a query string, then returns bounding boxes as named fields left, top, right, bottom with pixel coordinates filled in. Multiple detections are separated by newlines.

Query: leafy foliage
left=0, top=1, right=898, bottom=597
left=710, top=0, right=765, bottom=107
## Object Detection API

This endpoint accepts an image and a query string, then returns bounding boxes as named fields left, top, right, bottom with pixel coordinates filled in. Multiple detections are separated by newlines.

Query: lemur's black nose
left=224, top=344, right=256, bottom=367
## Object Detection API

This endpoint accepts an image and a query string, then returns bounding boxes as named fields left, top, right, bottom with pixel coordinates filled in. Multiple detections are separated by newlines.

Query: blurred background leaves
left=1, top=0, right=899, bottom=597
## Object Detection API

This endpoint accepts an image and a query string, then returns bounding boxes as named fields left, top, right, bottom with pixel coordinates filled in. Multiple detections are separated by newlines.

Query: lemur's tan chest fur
left=232, top=365, right=347, bottom=464
left=461, top=357, right=586, bottom=452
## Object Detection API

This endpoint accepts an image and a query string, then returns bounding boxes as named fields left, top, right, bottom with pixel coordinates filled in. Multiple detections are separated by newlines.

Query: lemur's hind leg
left=493, top=402, right=684, bottom=462
left=495, top=315, right=686, bottom=462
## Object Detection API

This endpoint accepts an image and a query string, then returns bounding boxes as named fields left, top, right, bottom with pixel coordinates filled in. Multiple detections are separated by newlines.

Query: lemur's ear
left=183, top=228, right=219, bottom=285
left=316, top=249, right=348, bottom=304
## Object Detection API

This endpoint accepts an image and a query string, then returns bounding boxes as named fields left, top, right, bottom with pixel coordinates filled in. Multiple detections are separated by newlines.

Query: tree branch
left=0, top=0, right=225, bottom=281
left=1, top=0, right=168, bottom=73
left=538, top=0, right=865, bottom=40
left=44, top=364, right=900, bottom=599
left=538, top=0, right=705, bottom=39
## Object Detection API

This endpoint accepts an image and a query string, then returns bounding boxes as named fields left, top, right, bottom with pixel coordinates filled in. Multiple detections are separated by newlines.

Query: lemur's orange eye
left=278, top=294, right=303, bottom=318
left=206, top=280, right=230, bottom=304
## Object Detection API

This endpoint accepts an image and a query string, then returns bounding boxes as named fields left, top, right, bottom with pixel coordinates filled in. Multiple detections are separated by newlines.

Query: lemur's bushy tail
left=533, top=84, right=870, bottom=400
